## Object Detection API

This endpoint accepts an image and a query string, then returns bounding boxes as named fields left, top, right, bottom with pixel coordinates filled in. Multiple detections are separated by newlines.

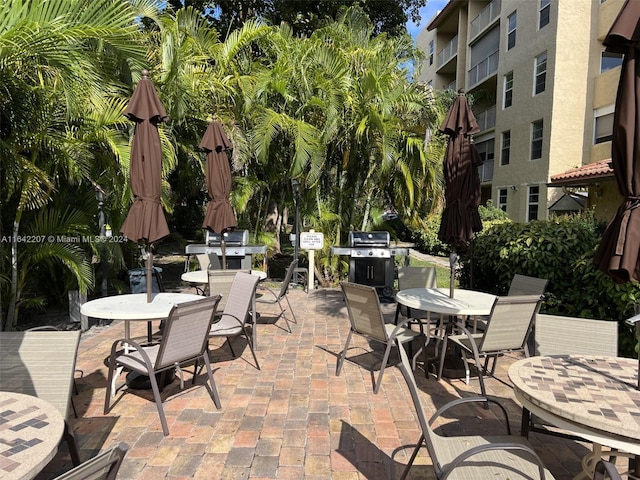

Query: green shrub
left=460, top=213, right=639, bottom=357
left=411, top=215, right=449, bottom=256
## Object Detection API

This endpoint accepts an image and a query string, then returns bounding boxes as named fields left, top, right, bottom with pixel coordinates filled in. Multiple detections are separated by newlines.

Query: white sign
left=300, top=232, right=324, bottom=250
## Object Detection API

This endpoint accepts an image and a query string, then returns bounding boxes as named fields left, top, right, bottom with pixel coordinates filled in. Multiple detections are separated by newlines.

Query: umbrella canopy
left=594, top=0, right=640, bottom=284
left=200, top=120, right=236, bottom=235
left=120, top=70, right=169, bottom=302
left=120, top=70, right=170, bottom=244
left=437, top=90, right=483, bottom=297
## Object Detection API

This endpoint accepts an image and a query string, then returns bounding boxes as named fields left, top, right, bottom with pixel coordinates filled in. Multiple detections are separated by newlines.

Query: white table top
left=509, top=355, right=640, bottom=454
left=395, top=288, right=496, bottom=316
left=80, top=292, right=203, bottom=321
left=0, top=391, right=65, bottom=480
left=181, top=269, right=267, bottom=284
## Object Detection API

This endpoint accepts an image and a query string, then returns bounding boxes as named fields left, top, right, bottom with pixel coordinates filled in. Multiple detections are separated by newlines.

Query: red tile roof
left=550, top=159, right=614, bottom=185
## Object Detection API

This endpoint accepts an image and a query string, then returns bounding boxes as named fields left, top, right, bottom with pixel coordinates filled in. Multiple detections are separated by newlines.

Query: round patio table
left=395, top=287, right=497, bottom=379
left=0, top=391, right=65, bottom=480
left=509, top=354, right=640, bottom=479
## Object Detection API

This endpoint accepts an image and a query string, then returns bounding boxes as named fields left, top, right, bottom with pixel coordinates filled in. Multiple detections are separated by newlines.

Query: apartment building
left=416, top=0, right=624, bottom=222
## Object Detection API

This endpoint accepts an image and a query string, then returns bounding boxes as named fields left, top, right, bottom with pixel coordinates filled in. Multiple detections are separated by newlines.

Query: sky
left=406, top=0, right=449, bottom=41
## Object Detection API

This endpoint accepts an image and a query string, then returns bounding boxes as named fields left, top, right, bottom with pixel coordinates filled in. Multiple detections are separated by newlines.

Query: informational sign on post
left=300, top=232, right=324, bottom=250
left=299, top=231, right=323, bottom=291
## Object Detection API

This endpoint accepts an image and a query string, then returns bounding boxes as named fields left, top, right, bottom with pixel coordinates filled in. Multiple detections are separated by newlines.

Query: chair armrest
left=390, top=317, right=428, bottom=339
left=212, top=313, right=244, bottom=328
left=429, top=396, right=512, bottom=435
left=443, top=442, right=547, bottom=480
left=256, top=285, right=279, bottom=301
left=593, top=460, right=623, bottom=480
left=109, top=338, right=155, bottom=373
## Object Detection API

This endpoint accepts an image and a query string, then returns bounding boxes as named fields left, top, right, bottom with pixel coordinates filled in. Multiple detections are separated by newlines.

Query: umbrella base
left=126, top=370, right=174, bottom=390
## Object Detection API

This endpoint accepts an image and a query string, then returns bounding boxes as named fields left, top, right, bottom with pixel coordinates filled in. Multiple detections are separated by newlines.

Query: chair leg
left=521, top=407, right=532, bottom=437
left=373, top=342, right=396, bottom=394
left=242, top=327, right=261, bottom=370
left=277, top=298, right=292, bottom=333
left=200, top=353, right=221, bottom=409
left=63, top=420, right=81, bottom=466
left=399, top=434, right=426, bottom=480
left=336, top=330, right=354, bottom=376
left=147, top=369, right=169, bottom=436
left=226, top=336, right=237, bottom=357
left=104, top=352, right=117, bottom=414
left=284, top=294, right=297, bottom=324
left=437, top=325, right=450, bottom=380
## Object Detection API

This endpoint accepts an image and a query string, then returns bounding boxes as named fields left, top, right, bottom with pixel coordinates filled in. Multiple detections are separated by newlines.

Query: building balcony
left=475, top=105, right=496, bottom=132
left=437, top=35, right=458, bottom=69
left=468, top=50, right=499, bottom=88
left=470, top=0, right=502, bottom=40
left=479, top=158, right=494, bottom=183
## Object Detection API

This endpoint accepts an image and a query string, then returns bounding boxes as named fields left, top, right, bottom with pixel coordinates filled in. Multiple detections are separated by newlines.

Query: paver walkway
left=36, top=286, right=617, bottom=479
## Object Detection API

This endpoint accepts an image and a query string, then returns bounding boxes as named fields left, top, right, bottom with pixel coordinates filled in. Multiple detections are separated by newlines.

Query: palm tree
left=0, top=0, right=152, bottom=329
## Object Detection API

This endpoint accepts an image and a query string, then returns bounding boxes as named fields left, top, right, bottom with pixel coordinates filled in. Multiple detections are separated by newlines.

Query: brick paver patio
left=35, top=286, right=617, bottom=479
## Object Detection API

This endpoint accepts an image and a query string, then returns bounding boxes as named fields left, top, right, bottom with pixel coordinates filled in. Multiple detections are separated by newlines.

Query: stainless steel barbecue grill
left=185, top=229, right=266, bottom=270
left=331, top=231, right=408, bottom=297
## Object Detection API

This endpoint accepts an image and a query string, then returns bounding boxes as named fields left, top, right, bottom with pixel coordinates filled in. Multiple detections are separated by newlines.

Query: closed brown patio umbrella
left=200, top=120, right=235, bottom=269
left=593, top=0, right=640, bottom=395
left=120, top=70, right=170, bottom=302
left=594, top=0, right=640, bottom=285
left=438, top=90, right=483, bottom=298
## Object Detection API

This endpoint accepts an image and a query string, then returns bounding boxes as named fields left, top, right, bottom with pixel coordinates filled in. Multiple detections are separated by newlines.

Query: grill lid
left=349, top=231, right=390, bottom=247
left=207, top=229, right=249, bottom=246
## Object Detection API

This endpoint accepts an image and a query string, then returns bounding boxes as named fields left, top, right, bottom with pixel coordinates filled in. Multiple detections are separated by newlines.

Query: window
left=527, top=186, right=540, bottom=221
left=501, top=131, right=511, bottom=166
left=601, top=51, right=623, bottom=72
left=498, top=188, right=508, bottom=212
left=507, top=12, right=517, bottom=50
left=594, top=105, right=614, bottom=144
left=503, top=72, right=513, bottom=108
left=429, top=40, right=434, bottom=66
left=534, top=52, right=547, bottom=95
left=531, top=120, right=543, bottom=159
left=539, top=0, right=550, bottom=29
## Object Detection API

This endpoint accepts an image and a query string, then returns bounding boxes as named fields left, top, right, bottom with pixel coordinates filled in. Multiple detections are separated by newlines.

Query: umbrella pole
left=146, top=248, right=153, bottom=303
left=449, top=250, right=458, bottom=298
left=221, top=238, right=227, bottom=270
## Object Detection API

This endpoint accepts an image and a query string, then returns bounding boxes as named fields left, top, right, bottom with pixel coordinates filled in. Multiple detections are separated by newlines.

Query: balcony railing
left=478, top=158, right=494, bottom=183
left=470, top=0, right=501, bottom=40
left=468, top=50, right=499, bottom=88
left=437, top=35, right=458, bottom=68
left=475, top=105, right=496, bottom=132
left=444, top=80, right=457, bottom=91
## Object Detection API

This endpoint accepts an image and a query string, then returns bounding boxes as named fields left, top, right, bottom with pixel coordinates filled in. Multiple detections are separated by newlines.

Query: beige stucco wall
left=415, top=0, right=622, bottom=222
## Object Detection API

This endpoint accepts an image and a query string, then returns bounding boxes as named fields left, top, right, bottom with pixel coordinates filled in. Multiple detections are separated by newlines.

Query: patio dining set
left=0, top=264, right=637, bottom=479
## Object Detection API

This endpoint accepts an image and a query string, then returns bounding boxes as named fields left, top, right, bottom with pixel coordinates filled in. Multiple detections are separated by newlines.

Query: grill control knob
left=368, top=250, right=373, bottom=256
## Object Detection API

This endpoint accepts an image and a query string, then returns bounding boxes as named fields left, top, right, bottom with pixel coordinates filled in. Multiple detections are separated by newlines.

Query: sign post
left=299, top=231, right=324, bottom=291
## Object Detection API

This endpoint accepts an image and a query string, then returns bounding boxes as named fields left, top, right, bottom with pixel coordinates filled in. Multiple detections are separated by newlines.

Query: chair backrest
left=220, top=272, right=260, bottom=326
left=341, top=282, right=388, bottom=343
left=508, top=274, right=548, bottom=296
left=0, top=330, right=80, bottom=418
left=276, top=259, right=298, bottom=299
left=197, top=253, right=221, bottom=270
left=478, top=294, right=543, bottom=353
left=397, top=266, right=437, bottom=290
left=53, top=442, right=128, bottom=480
left=208, top=269, right=250, bottom=311
left=534, top=314, right=618, bottom=356
left=155, top=296, right=220, bottom=370
left=394, top=343, right=444, bottom=475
